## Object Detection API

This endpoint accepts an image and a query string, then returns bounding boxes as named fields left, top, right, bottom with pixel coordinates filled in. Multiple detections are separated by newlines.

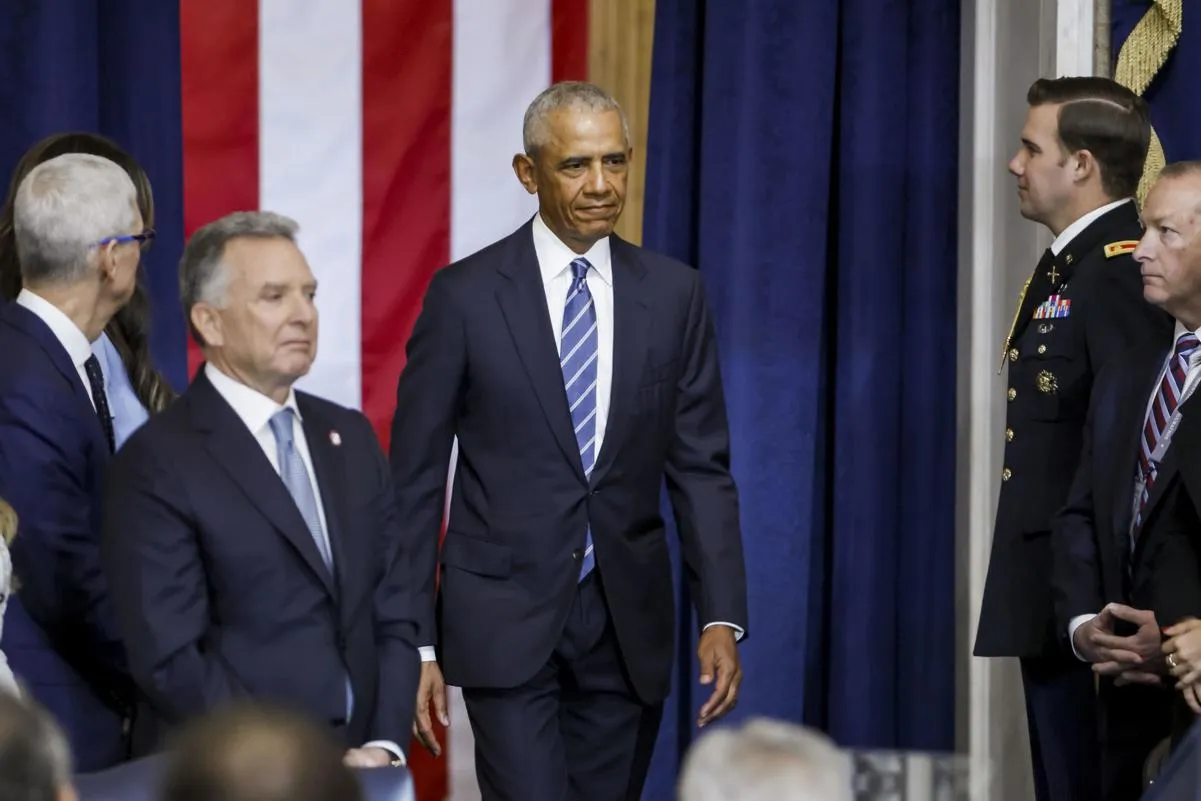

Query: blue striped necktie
left=1134, top=332, right=1200, bottom=535
left=560, top=258, right=597, bottom=581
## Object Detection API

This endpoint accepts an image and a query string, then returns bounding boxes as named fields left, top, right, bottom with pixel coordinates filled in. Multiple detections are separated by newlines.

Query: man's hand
left=343, top=747, right=393, bottom=768
left=1085, top=604, right=1162, bottom=681
left=697, top=626, right=740, bottom=728
left=413, top=661, right=449, bottom=756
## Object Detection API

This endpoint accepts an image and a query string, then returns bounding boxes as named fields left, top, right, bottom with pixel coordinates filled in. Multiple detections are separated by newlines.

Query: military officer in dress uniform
left=974, top=76, right=1171, bottom=801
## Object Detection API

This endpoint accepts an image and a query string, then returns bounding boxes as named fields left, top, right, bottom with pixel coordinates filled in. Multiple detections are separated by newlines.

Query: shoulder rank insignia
left=1103, top=240, right=1139, bottom=258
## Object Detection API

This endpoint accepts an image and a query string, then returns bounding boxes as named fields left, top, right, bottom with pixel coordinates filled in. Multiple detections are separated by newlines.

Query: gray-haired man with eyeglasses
left=0, top=152, right=147, bottom=770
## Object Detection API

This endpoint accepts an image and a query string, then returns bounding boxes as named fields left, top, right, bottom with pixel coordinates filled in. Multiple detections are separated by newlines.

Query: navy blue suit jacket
left=0, top=301, right=131, bottom=771
left=390, top=221, right=749, bottom=703
left=100, top=369, right=421, bottom=755
left=1053, top=335, right=1201, bottom=633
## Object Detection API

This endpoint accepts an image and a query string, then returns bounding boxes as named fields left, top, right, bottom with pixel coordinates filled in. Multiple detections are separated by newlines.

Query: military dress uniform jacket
left=974, top=201, right=1171, bottom=659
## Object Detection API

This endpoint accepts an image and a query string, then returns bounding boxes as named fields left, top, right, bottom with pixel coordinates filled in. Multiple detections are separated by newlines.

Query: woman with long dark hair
left=0, top=132, right=175, bottom=442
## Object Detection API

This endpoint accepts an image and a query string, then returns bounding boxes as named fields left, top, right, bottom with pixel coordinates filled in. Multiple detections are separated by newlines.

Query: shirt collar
left=531, top=213, right=613, bottom=287
left=1050, top=198, right=1131, bottom=256
left=204, top=362, right=302, bottom=436
left=15, top=288, right=94, bottom=370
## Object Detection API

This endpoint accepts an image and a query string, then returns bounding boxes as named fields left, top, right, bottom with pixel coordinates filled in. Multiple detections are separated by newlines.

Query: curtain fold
left=642, top=0, right=958, bottom=793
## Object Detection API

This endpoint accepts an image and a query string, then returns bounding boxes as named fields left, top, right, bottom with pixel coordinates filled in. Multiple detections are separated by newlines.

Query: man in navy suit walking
left=391, top=82, right=749, bottom=800
left=0, top=153, right=147, bottom=770
left=100, top=212, right=420, bottom=766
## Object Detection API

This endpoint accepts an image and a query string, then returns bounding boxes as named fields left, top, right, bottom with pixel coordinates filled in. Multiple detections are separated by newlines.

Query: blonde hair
left=0, top=499, right=16, bottom=546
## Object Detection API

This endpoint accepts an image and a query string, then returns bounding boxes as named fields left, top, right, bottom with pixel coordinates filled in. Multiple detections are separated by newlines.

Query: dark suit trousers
left=461, top=574, right=662, bottom=801
left=1097, top=680, right=1172, bottom=801
left=1020, top=655, right=1100, bottom=801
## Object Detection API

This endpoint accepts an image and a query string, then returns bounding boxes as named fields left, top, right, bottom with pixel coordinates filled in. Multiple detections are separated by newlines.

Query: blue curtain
left=641, top=0, right=959, bottom=795
left=1112, top=2, right=1198, bottom=162
left=0, top=0, right=187, bottom=388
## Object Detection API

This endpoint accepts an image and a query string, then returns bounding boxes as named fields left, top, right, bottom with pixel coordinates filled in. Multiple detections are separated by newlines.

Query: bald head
left=1135, top=162, right=1201, bottom=329
left=158, top=704, right=362, bottom=801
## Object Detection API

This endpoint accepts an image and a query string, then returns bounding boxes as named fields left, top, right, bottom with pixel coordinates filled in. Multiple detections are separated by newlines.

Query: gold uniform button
left=1005, top=428, right=1014, bottom=442
left=1038, top=344, right=1047, bottom=354
left=1002, top=468, right=1013, bottom=482
left=1008, top=348, right=1019, bottom=362
left=1008, top=388, right=1017, bottom=401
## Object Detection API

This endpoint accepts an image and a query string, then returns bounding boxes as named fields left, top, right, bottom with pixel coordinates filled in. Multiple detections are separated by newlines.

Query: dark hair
left=1027, top=77, right=1151, bottom=200
left=159, top=702, right=363, bottom=801
left=0, top=693, right=71, bottom=801
left=0, top=132, right=175, bottom=413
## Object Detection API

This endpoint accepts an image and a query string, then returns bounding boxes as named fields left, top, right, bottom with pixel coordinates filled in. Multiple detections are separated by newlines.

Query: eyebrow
left=557, top=151, right=628, bottom=166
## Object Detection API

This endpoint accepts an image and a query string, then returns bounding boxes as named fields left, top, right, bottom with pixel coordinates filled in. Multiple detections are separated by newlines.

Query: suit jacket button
left=1001, top=468, right=1013, bottom=482
left=572, top=549, right=583, bottom=561
left=1007, top=388, right=1017, bottom=401
left=1038, top=344, right=1047, bottom=354
left=1008, top=348, right=1019, bottom=362
left=1005, top=428, right=1014, bottom=442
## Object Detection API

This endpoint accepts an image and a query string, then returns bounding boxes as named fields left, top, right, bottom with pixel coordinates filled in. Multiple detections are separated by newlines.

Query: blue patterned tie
left=268, top=410, right=353, bottom=717
left=561, top=258, right=597, bottom=581
left=269, top=409, right=333, bottom=569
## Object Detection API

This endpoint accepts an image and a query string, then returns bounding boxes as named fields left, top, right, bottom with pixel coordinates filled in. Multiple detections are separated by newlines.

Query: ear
left=512, top=153, right=538, bottom=195
left=190, top=302, right=224, bottom=348
left=1072, top=148, right=1099, bottom=185
left=96, top=242, right=119, bottom=285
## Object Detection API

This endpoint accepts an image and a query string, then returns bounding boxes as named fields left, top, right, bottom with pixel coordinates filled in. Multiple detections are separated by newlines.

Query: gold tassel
left=1113, top=0, right=1183, bottom=203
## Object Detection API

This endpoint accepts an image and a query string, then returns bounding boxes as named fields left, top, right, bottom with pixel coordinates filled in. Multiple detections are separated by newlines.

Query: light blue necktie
left=268, top=409, right=352, bottom=717
left=560, top=258, right=598, bottom=581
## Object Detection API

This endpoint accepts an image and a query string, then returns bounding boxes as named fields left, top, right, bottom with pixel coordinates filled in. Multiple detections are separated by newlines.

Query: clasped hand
left=1162, top=617, right=1201, bottom=713
left=1073, top=603, right=1163, bottom=686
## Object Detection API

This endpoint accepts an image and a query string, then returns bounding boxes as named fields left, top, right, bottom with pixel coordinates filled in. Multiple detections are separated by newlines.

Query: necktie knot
left=269, top=409, right=296, bottom=449
left=570, top=257, right=591, bottom=283
left=1175, top=333, right=1200, bottom=362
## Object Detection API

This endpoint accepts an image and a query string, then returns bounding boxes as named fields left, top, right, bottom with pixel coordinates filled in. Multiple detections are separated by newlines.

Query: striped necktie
left=560, top=257, right=597, bottom=581
left=1134, top=332, right=1200, bottom=533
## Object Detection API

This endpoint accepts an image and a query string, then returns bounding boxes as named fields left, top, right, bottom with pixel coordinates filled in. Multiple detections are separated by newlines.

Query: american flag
left=180, top=1, right=588, bottom=798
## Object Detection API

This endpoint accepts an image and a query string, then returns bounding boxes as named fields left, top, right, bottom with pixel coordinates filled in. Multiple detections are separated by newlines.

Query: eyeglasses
left=95, top=229, right=156, bottom=252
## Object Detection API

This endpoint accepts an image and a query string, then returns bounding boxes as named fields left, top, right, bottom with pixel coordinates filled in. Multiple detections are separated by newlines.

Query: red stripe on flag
left=180, top=0, right=260, bottom=378
left=552, top=0, right=589, bottom=82
left=360, top=0, right=453, bottom=450
left=361, top=2, right=452, bottom=798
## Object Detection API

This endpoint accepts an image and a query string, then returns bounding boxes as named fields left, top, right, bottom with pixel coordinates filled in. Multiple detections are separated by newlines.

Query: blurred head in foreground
left=677, top=717, right=851, bottom=801
left=0, top=693, right=75, bottom=801
left=158, top=702, right=362, bottom=801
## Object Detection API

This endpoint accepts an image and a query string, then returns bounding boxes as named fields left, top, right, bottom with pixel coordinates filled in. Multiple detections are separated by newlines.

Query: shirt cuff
left=418, top=646, right=437, bottom=662
left=1068, top=614, right=1096, bottom=661
left=703, top=621, right=745, bottom=642
left=362, top=740, right=405, bottom=765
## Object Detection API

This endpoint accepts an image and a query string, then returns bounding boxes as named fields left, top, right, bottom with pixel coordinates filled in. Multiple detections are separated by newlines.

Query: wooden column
left=589, top=0, right=656, bottom=245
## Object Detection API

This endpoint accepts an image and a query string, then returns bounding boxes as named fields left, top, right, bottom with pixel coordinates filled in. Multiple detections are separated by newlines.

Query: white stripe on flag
left=449, top=2, right=552, bottom=798
left=450, top=0, right=549, bottom=261
left=259, top=0, right=364, bottom=409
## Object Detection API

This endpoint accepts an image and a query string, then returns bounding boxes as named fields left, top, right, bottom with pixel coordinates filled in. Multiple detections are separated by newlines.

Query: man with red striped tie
left=1053, top=160, right=1201, bottom=801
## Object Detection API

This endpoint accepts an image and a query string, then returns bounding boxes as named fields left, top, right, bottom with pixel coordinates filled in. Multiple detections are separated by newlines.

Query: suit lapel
left=188, top=371, right=337, bottom=596
left=494, top=223, right=586, bottom=479
left=591, top=239, right=649, bottom=484
left=1111, top=343, right=1169, bottom=547
left=299, top=398, right=349, bottom=600
left=2, top=302, right=108, bottom=453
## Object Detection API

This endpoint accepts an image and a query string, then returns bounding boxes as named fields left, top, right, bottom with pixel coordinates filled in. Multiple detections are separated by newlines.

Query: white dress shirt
left=205, top=364, right=403, bottom=763
left=1068, top=319, right=1201, bottom=659
left=16, top=288, right=98, bottom=409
